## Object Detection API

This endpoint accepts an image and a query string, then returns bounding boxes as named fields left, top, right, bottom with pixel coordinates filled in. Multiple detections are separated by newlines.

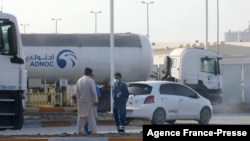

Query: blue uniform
left=112, top=81, right=129, bottom=133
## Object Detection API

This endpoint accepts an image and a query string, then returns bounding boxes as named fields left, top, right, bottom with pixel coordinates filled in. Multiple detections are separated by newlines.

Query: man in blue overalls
left=112, top=72, right=129, bottom=135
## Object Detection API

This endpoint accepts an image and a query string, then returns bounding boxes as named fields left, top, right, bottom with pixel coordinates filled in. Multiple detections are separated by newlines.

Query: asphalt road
left=1, top=112, right=250, bottom=137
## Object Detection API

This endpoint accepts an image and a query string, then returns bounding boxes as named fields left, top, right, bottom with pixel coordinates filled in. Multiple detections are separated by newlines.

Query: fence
left=26, top=93, right=60, bottom=106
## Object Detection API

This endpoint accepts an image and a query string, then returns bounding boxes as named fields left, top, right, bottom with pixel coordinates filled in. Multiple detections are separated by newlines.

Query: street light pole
left=20, top=24, right=29, bottom=33
left=110, top=0, right=114, bottom=113
left=1, top=0, right=3, bottom=12
left=90, top=11, right=102, bottom=33
left=217, top=0, right=219, bottom=53
left=205, top=0, right=208, bottom=50
left=141, top=1, right=154, bottom=38
left=51, top=18, right=62, bottom=33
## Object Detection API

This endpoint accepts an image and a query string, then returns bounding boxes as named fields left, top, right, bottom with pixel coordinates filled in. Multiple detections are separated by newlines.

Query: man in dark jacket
left=112, top=72, right=129, bottom=135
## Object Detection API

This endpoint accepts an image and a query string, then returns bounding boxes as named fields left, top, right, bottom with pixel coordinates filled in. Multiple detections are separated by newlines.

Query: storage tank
left=22, top=33, right=153, bottom=85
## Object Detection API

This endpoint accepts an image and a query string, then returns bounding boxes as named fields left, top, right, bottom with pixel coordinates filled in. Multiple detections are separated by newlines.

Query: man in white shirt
left=75, top=67, right=98, bottom=134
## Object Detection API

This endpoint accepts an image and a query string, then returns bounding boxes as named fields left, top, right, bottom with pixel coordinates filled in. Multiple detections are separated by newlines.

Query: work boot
left=118, top=130, right=125, bottom=135
left=118, top=126, right=125, bottom=135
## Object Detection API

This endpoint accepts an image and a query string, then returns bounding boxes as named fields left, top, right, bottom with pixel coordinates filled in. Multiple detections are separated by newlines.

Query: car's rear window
left=128, top=83, right=152, bottom=95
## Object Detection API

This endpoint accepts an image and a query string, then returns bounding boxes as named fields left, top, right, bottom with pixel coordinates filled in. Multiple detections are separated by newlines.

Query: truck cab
left=0, top=13, right=27, bottom=130
left=165, top=47, right=223, bottom=104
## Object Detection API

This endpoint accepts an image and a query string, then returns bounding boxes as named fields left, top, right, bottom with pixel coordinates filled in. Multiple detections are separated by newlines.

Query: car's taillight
left=144, top=95, right=154, bottom=104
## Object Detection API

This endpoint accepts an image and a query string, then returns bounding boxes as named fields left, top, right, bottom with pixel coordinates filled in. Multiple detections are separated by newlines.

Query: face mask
left=114, top=79, right=119, bottom=83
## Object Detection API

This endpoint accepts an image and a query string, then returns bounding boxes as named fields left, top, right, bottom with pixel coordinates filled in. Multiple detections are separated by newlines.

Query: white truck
left=22, top=33, right=153, bottom=112
left=164, top=47, right=223, bottom=104
left=0, top=13, right=27, bottom=130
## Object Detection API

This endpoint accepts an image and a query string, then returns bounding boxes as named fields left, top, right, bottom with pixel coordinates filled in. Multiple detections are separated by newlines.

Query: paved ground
left=0, top=104, right=250, bottom=141
left=0, top=125, right=142, bottom=136
left=1, top=106, right=250, bottom=141
left=2, top=112, right=250, bottom=137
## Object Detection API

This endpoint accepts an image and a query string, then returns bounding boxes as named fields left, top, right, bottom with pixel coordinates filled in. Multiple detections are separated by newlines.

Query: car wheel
left=166, top=120, right=176, bottom=124
left=199, top=107, right=211, bottom=125
left=151, top=108, right=166, bottom=125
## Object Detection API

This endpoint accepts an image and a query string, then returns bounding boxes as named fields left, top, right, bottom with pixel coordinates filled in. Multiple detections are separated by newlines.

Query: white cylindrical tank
left=22, top=33, right=153, bottom=84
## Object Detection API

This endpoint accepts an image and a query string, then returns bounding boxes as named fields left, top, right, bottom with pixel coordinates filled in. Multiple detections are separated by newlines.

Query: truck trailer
left=22, top=33, right=153, bottom=112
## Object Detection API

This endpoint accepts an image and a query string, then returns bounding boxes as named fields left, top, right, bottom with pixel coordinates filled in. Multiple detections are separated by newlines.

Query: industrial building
left=225, top=22, right=250, bottom=42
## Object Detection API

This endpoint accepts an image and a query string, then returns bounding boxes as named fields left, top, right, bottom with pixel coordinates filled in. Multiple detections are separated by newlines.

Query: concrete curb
left=0, top=137, right=142, bottom=141
left=38, top=107, right=65, bottom=113
left=24, top=106, right=115, bottom=127
left=0, top=138, right=47, bottom=141
left=23, top=119, right=115, bottom=128
left=24, top=107, right=76, bottom=113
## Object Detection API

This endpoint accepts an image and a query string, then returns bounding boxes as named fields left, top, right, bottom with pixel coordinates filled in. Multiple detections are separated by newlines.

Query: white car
left=126, top=81, right=213, bottom=125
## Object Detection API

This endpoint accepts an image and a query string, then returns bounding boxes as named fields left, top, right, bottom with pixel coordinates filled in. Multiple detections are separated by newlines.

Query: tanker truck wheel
left=98, top=92, right=111, bottom=112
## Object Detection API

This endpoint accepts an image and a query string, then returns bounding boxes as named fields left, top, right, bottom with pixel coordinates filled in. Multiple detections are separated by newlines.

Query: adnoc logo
left=207, top=75, right=212, bottom=84
left=56, top=49, right=77, bottom=69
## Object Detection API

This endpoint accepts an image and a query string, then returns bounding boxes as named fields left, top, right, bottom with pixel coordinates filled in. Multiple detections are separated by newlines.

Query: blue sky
left=2, top=0, right=250, bottom=43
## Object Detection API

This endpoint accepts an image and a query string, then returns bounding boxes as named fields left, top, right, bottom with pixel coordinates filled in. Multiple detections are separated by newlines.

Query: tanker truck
left=0, top=13, right=27, bottom=130
left=22, top=33, right=153, bottom=112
